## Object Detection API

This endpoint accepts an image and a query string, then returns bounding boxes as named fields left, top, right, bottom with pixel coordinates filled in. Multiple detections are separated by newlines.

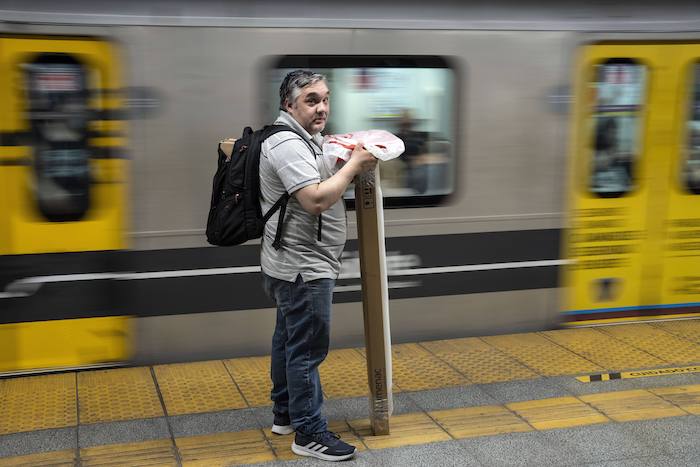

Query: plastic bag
left=322, top=130, right=405, bottom=169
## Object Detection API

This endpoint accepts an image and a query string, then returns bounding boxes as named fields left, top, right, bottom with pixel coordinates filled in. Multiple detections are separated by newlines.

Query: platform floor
left=1, top=320, right=699, bottom=466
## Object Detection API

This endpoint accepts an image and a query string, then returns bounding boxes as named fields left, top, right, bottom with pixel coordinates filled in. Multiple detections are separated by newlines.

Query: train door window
left=683, top=62, right=700, bottom=195
left=588, top=59, right=647, bottom=198
left=24, top=53, right=91, bottom=221
left=267, top=56, right=456, bottom=208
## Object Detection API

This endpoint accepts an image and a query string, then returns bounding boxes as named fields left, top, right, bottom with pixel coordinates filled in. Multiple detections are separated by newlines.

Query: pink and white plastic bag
left=322, top=130, right=405, bottom=169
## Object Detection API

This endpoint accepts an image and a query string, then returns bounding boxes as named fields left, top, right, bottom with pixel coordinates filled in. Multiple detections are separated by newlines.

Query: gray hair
left=279, top=69, right=327, bottom=110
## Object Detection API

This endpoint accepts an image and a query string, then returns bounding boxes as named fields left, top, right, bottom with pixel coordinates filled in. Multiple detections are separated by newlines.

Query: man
left=259, top=69, right=377, bottom=461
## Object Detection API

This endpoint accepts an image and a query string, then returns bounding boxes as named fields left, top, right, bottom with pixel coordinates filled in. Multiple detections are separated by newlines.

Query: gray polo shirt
left=259, top=111, right=347, bottom=282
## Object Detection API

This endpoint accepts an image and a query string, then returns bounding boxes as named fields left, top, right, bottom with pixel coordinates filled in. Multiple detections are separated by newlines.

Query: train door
left=563, top=43, right=700, bottom=325
left=0, top=36, right=129, bottom=374
left=659, top=45, right=700, bottom=319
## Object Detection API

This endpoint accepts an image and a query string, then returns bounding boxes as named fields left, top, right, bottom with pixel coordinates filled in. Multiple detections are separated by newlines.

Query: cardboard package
left=219, top=138, right=236, bottom=160
left=354, top=168, right=393, bottom=435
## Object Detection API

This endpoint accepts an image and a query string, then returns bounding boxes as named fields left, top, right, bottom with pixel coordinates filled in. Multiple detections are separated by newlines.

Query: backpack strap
left=265, top=192, right=290, bottom=250
left=262, top=125, right=324, bottom=248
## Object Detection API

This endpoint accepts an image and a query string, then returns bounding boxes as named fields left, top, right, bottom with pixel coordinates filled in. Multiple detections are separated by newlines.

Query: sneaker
left=271, top=414, right=294, bottom=435
left=291, top=431, right=356, bottom=461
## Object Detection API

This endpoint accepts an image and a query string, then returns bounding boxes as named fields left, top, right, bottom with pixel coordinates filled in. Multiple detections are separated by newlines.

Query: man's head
left=279, top=70, right=329, bottom=135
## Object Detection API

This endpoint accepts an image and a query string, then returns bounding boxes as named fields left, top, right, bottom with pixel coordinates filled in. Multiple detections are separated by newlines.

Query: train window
left=24, top=53, right=91, bottom=222
left=588, top=58, right=646, bottom=198
left=682, top=62, right=700, bottom=195
left=267, top=56, right=456, bottom=208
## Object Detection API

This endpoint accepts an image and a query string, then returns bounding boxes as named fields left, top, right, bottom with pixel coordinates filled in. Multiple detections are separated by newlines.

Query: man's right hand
left=294, top=142, right=378, bottom=216
left=349, top=143, right=378, bottom=175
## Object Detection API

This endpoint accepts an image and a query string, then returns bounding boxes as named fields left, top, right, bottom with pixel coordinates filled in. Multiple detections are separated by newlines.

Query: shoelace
left=313, top=431, right=341, bottom=444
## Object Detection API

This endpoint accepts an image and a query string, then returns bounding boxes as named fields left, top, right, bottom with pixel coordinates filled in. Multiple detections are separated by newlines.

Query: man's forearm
left=295, top=162, right=358, bottom=215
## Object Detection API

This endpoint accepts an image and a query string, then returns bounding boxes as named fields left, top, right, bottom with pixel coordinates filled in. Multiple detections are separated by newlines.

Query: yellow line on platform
left=482, top=332, right=603, bottom=376
left=153, top=360, right=247, bottom=416
left=78, top=367, right=163, bottom=424
left=3, top=384, right=698, bottom=465
left=420, top=337, right=537, bottom=384
left=543, top=327, right=665, bottom=370
left=80, top=439, right=177, bottom=466
left=0, top=450, right=76, bottom=467
left=599, top=324, right=700, bottom=364
left=580, top=389, right=687, bottom=422
left=387, top=343, right=469, bottom=391
left=649, top=384, right=700, bottom=415
left=0, top=383, right=698, bottom=465
left=506, top=396, right=610, bottom=430
left=176, top=430, right=275, bottom=467
left=2, top=321, right=699, bottom=437
left=0, top=373, right=76, bottom=435
left=430, top=404, right=532, bottom=438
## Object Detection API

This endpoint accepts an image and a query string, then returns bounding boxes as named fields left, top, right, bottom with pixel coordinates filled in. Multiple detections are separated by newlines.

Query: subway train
left=1, top=1, right=700, bottom=375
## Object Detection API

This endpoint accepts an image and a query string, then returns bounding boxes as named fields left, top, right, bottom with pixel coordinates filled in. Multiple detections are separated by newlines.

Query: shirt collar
left=275, top=111, right=323, bottom=148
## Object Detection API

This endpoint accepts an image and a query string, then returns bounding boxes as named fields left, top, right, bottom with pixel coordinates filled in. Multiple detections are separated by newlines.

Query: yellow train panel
left=0, top=37, right=122, bottom=132
left=0, top=36, right=127, bottom=254
left=0, top=317, right=130, bottom=374
left=564, top=42, right=700, bottom=324
left=0, top=35, right=130, bottom=374
left=659, top=45, right=700, bottom=313
left=564, top=45, right=665, bottom=321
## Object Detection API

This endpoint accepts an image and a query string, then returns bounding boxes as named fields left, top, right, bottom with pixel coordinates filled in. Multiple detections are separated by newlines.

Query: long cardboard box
left=354, top=168, right=393, bottom=435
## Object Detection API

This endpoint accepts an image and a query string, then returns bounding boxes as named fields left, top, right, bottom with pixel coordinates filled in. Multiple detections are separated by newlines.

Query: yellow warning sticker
left=577, top=365, right=700, bottom=383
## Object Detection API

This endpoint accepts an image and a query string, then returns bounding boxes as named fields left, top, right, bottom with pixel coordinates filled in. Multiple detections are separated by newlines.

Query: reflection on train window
left=268, top=57, right=455, bottom=208
left=588, top=59, right=646, bottom=198
left=24, top=54, right=91, bottom=221
left=683, top=63, right=700, bottom=195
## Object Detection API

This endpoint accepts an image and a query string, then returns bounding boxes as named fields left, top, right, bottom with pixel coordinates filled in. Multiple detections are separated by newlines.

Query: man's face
left=286, top=80, right=330, bottom=135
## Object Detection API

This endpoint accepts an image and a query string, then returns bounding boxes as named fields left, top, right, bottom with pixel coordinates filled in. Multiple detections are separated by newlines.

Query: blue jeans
left=262, top=273, right=334, bottom=435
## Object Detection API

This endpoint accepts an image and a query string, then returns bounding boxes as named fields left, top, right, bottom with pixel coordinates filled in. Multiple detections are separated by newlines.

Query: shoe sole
left=271, top=424, right=294, bottom=435
left=291, top=442, right=356, bottom=461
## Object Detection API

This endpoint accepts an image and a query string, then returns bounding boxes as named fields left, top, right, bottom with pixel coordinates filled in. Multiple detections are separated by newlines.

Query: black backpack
left=206, top=124, right=314, bottom=249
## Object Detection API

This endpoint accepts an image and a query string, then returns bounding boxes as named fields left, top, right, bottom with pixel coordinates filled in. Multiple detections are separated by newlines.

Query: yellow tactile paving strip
left=385, top=343, right=469, bottom=391
left=80, top=439, right=177, bottom=466
left=648, top=384, right=700, bottom=415
left=319, top=348, right=369, bottom=399
left=600, top=323, right=700, bottom=364
left=1, top=320, right=699, bottom=440
left=421, top=337, right=537, bottom=384
left=483, top=332, right=604, bottom=376
left=349, top=412, right=452, bottom=449
left=542, top=328, right=665, bottom=370
left=431, top=405, right=533, bottom=438
left=1, top=383, right=699, bottom=466
left=153, top=361, right=247, bottom=416
left=579, top=389, right=687, bottom=422
left=506, top=396, right=609, bottom=430
left=0, top=450, right=75, bottom=467
left=653, top=320, right=700, bottom=344
left=262, top=428, right=298, bottom=462
left=223, top=357, right=272, bottom=407
left=0, top=373, right=76, bottom=435
left=78, top=367, right=164, bottom=424
left=175, top=429, right=275, bottom=467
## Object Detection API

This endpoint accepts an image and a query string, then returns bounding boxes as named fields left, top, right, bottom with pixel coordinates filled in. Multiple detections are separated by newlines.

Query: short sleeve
left=267, top=137, right=321, bottom=194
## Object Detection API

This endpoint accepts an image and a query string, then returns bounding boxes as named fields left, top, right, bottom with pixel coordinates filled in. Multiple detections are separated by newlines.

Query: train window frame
left=680, top=60, right=700, bottom=195
left=584, top=57, right=649, bottom=199
left=265, top=55, right=459, bottom=210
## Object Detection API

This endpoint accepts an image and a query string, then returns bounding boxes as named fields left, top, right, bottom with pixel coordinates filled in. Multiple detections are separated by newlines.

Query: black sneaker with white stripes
left=291, top=430, right=357, bottom=461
